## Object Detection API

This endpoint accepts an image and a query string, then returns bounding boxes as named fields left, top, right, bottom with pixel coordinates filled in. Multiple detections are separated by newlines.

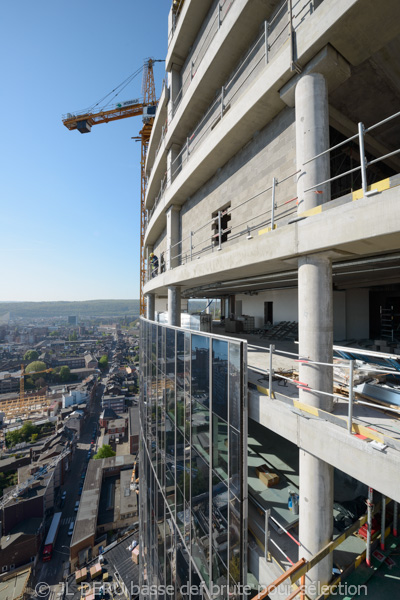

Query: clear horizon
left=0, top=1, right=170, bottom=302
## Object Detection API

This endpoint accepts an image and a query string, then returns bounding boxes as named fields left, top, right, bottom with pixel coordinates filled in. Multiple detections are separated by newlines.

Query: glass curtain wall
left=139, top=318, right=248, bottom=600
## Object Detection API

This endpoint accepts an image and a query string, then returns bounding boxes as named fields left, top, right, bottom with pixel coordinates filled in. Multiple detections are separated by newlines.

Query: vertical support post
left=187, top=137, right=190, bottom=158
left=218, top=2, right=221, bottom=28
left=393, top=501, right=398, bottom=537
left=168, top=244, right=172, bottom=271
left=265, top=509, right=271, bottom=561
left=269, top=344, right=275, bottom=399
left=366, top=487, right=373, bottom=567
left=381, top=495, right=386, bottom=551
left=358, top=122, right=368, bottom=195
left=190, top=232, right=193, bottom=262
left=264, top=20, right=269, bottom=64
left=217, top=210, right=222, bottom=251
left=300, top=575, right=305, bottom=600
left=347, top=360, right=354, bottom=434
left=221, top=85, right=224, bottom=119
left=271, top=177, right=277, bottom=231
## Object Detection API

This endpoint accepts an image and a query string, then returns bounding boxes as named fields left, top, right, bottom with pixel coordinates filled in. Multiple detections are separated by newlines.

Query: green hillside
left=0, top=300, right=140, bottom=319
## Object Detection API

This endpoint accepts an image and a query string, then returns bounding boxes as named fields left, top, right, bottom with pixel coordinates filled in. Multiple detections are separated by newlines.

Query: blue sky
left=0, top=1, right=170, bottom=301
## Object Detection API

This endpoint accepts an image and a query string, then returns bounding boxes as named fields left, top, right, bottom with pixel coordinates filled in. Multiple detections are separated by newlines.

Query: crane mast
left=62, top=59, right=160, bottom=316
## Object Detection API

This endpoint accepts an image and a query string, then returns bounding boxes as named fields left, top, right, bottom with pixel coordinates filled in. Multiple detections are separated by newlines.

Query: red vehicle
left=43, top=512, right=62, bottom=561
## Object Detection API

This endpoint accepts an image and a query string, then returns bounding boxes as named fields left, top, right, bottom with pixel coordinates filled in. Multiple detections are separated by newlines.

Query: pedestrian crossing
left=61, top=516, right=74, bottom=525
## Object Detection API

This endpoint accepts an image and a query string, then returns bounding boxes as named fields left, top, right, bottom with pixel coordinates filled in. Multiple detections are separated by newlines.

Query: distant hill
left=0, top=300, right=140, bottom=319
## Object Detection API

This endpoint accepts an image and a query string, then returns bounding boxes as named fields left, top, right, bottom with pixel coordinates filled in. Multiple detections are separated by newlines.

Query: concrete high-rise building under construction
left=139, top=1, right=400, bottom=598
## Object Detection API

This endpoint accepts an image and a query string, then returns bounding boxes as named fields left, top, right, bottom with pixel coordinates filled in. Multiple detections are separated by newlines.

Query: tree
left=25, top=361, right=47, bottom=374
left=59, top=366, right=71, bottom=382
left=94, top=444, right=116, bottom=459
left=99, top=355, right=109, bottom=371
left=24, top=350, right=39, bottom=362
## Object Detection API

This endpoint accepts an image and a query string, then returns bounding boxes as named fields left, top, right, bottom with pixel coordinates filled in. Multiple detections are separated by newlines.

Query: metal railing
left=145, top=106, right=399, bottom=273
left=169, top=0, right=315, bottom=184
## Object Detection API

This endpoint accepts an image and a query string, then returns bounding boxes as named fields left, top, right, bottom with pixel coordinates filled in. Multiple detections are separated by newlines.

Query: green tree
left=59, top=366, right=71, bottom=382
left=24, top=350, right=39, bottom=361
left=99, top=355, right=109, bottom=371
left=5, top=430, right=21, bottom=448
left=94, top=444, right=116, bottom=459
left=20, top=421, right=37, bottom=442
left=30, top=433, right=38, bottom=443
left=25, top=361, right=47, bottom=374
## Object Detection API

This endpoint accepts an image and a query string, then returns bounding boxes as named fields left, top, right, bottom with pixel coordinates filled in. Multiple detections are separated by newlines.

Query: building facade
left=141, top=0, right=400, bottom=598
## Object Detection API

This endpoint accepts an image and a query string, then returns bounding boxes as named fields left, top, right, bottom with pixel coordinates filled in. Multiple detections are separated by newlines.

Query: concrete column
left=167, top=143, right=181, bottom=187
left=146, top=294, right=155, bottom=322
left=296, top=73, right=330, bottom=213
left=298, top=253, right=334, bottom=597
left=168, top=286, right=181, bottom=327
left=166, top=205, right=180, bottom=270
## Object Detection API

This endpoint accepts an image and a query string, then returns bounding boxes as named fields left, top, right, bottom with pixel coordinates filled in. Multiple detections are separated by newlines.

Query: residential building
left=140, top=1, right=400, bottom=599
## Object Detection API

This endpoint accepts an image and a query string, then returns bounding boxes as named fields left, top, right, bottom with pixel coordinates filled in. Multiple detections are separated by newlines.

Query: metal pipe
left=190, top=232, right=193, bottom=262
left=358, top=122, right=368, bottom=195
left=269, top=344, right=275, bottom=399
left=348, top=360, right=354, bottom=434
left=366, top=487, right=374, bottom=567
left=381, top=494, right=386, bottom=550
left=365, top=109, right=400, bottom=133
left=271, top=177, right=276, bottom=231
left=367, top=148, right=400, bottom=167
left=394, top=501, right=398, bottom=537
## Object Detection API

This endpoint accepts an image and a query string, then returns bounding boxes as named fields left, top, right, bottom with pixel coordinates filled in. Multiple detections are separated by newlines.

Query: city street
left=32, top=380, right=104, bottom=598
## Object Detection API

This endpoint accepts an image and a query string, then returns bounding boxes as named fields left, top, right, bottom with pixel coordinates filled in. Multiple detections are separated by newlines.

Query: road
left=32, top=379, right=105, bottom=597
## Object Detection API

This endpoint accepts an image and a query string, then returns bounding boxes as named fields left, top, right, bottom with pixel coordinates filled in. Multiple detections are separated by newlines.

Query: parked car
left=68, top=521, right=75, bottom=536
left=74, top=501, right=80, bottom=512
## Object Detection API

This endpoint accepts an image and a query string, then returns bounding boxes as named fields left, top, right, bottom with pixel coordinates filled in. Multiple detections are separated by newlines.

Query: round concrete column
left=298, top=253, right=334, bottom=597
left=296, top=73, right=330, bottom=212
left=168, top=286, right=181, bottom=327
left=299, top=450, right=333, bottom=595
left=298, top=254, right=333, bottom=411
left=146, top=293, right=155, bottom=321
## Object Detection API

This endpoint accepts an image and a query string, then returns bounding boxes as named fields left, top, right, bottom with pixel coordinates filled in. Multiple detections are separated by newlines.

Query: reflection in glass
left=212, top=339, right=228, bottom=421
left=212, top=414, right=228, bottom=480
left=140, top=320, right=246, bottom=599
left=191, top=400, right=210, bottom=463
left=191, top=335, right=210, bottom=409
left=229, top=342, right=241, bottom=431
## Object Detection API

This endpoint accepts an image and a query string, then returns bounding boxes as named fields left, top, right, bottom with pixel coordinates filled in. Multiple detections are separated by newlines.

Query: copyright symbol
left=35, top=583, right=50, bottom=597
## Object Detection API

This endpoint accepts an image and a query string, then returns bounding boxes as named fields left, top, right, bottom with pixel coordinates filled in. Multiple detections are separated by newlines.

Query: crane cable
left=87, top=65, right=144, bottom=113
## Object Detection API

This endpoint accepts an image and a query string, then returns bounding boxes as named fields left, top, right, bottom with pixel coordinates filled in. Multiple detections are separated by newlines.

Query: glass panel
left=212, top=414, right=228, bottom=480
left=229, top=342, right=241, bottom=432
left=191, top=334, right=210, bottom=409
left=212, top=339, right=228, bottom=421
left=191, top=400, right=210, bottom=463
left=229, top=495, right=241, bottom=585
left=229, top=427, right=240, bottom=499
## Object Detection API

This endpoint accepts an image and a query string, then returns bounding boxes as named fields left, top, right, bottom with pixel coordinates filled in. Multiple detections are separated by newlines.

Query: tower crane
left=62, top=58, right=163, bottom=316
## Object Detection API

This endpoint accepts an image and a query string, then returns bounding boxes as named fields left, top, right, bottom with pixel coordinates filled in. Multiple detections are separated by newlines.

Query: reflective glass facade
left=139, top=319, right=247, bottom=600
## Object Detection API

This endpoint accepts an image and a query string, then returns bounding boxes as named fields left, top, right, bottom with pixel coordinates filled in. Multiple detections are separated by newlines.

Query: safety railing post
left=366, top=487, right=374, bottom=567
left=269, top=344, right=275, bottom=398
left=264, top=20, right=269, bottom=64
left=271, top=177, right=277, bottom=231
left=265, top=509, right=271, bottom=561
left=358, top=122, right=368, bottom=195
left=221, top=85, right=224, bottom=120
left=218, top=2, right=221, bottom=29
left=347, top=359, right=354, bottom=434
left=190, top=232, right=193, bottom=262
left=394, top=501, right=398, bottom=537
left=217, top=211, right=222, bottom=251
left=168, top=244, right=172, bottom=271
left=187, top=137, right=190, bottom=158
left=381, top=494, right=386, bottom=551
